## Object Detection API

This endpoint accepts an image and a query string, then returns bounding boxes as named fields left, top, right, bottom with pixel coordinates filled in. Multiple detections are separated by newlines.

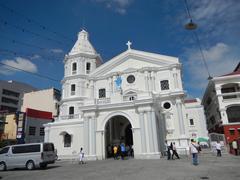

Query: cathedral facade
left=44, top=30, right=201, bottom=160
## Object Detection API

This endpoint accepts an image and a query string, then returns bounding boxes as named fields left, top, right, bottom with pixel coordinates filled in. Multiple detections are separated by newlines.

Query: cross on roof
left=126, top=40, right=132, bottom=50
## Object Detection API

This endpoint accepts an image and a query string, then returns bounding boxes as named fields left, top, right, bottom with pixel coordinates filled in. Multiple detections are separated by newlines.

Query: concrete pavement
left=1, top=150, right=240, bottom=180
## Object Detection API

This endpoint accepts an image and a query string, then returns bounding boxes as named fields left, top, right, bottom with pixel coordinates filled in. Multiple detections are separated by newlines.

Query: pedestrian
left=79, top=147, right=85, bottom=164
left=113, top=145, right=118, bottom=160
left=172, top=142, right=180, bottom=159
left=189, top=139, right=199, bottom=165
left=216, top=141, right=222, bottom=157
left=165, top=140, right=171, bottom=160
left=232, top=140, right=238, bottom=156
left=120, top=143, right=126, bottom=160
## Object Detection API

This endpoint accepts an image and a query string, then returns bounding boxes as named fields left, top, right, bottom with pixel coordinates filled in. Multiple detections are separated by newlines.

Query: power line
left=0, top=17, right=71, bottom=47
left=183, top=0, right=212, bottom=79
left=0, top=33, right=64, bottom=60
left=0, top=2, right=74, bottom=43
left=0, top=61, right=60, bottom=82
left=0, top=48, right=62, bottom=62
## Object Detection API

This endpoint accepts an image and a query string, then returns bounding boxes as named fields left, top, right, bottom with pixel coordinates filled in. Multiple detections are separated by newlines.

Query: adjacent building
left=0, top=80, right=37, bottom=113
left=202, top=63, right=240, bottom=143
left=45, top=30, right=207, bottom=160
left=185, top=99, right=208, bottom=140
left=21, top=88, right=61, bottom=117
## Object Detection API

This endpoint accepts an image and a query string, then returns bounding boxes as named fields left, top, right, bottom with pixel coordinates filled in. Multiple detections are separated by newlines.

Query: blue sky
left=0, top=0, right=240, bottom=98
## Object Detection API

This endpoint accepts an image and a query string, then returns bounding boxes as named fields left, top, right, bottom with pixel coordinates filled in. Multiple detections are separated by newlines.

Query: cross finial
left=126, top=40, right=132, bottom=50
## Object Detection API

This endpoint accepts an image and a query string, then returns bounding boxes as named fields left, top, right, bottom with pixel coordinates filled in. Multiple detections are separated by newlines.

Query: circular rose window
left=127, top=75, right=135, bottom=83
left=163, top=102, right=171, bottom=109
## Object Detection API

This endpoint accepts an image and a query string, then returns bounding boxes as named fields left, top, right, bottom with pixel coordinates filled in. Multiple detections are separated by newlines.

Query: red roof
left=26, top=108, right=52, bottom=120
left=184, top=99, right=197, bottom=103
left=221, top=62, right=240, bottom=77
left=222, top=70, right=240, bottom=77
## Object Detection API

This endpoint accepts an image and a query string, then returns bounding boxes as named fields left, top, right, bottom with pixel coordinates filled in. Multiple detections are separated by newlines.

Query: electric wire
left=0, top=17, right=71, bottom=47
left=183, top=0, right=212, bottom=79
left=0, top=2, right=74, bottom=43
left=0, top=61, right=60, bottom=82
left=0, top=48, right=62, bottom=62
left=0, top=33, right=64, bottom=60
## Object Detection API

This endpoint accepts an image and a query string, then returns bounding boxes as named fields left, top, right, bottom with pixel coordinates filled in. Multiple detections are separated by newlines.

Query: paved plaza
left=1, top=151, right=240, bottom=180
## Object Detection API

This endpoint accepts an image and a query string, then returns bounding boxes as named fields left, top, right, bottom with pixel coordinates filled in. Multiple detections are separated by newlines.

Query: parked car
left=0, top=142, right=57, bottom=171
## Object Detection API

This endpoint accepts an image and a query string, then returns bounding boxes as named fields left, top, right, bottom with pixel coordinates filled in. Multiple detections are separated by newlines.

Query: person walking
left=113, top=145, right=118, bottom=160
left=120, top=143, right=126, bottom=160
left=172, top=142, right=180, bottom=159
left=165, top=140, right=171, bottom=160
left=189, top=139, right=199, bottom=165
left=216, top=141, right=222, bottom=157
left=232, top=140, right=238, bottom=156
left=79, top=147, right=85, bottom=164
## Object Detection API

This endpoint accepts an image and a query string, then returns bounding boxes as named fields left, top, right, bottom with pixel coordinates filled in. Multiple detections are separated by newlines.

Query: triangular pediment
left=90, top=49, right=179, bottom=77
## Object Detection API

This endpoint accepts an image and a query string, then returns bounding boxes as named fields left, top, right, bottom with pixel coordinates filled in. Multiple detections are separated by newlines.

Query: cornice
left=88, top=64, right=181, bottom=81
left=61, top=74, right=89, bottom=83
left=64, top=53, right=100, bottom=62
left=60, top=97, right=86, bottom=104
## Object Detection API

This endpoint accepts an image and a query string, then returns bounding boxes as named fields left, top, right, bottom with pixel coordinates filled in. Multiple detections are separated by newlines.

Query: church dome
left=69, top=29, right=97, bottom=56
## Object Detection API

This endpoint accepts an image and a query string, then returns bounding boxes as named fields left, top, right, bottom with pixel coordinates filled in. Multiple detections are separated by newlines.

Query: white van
left=0, top=142, right=57, bottom=171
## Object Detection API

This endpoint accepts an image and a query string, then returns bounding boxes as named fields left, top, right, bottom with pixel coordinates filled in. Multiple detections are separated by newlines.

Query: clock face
left=127, top=75, right=135, bottom=83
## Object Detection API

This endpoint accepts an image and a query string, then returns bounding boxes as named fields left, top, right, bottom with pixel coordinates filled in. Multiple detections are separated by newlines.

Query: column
left=144, top=71, right=149, bottom=91
left=149, top=72, right=153, bottom=91
left=152, top=72, right=156, bottom=91
left=139, top=112, right=146, bottom=153
left=89, top=115, right=96, bottom=155
left=151, top=111, right=158, bottom=152
left=83, top=117, right=89, bottom=155
left=112, top=75, right=116, bottom=92
left=89, top=116, right=92, bottom=155
left=90, top=80, right=94, bottom=99
left=176, top=99, right=185, bottom=135
left=147, top=111, right=154, bottom=152
left=108, top=77, right=113, bottom=94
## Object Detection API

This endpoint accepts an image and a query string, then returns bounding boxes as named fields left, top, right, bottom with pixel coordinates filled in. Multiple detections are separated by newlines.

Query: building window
left=72, top=62, right=77, bottom=75
left=29, top=126, right=36, bottom=136
left=69, top=106, right=74, bottom=116
left=71, top=84, right=76, bottom=95
left=99, top=88, right=106, bottom=98
left=40, top=127, right=45, bottom=136
left=86, top=62, right=91, bottom=74
left=229, top=129, right=235, bottom=135
left=1, top=97, right=18, bottom=105
left=160, top=80, right=169, bottom=90
left=227, top=106, right=240, bottom=123
left=2, top=89, right=20, bottom=97
left=238, top=129, right=240, bottom=136
left=64, top=133, right=71, bottom=147
left=190, top=119, right=194, bottom=126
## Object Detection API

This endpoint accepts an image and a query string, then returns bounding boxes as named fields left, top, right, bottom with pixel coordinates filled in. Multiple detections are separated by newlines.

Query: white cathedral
left=44, top=30, right=207, bottom=160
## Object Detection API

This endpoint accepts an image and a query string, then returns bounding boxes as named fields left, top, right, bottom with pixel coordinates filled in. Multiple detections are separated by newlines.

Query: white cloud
left=188, top=0, right=240, bottom=41
left=31, top=54, right=41, bottom=60
left=183, top=42, right=239, bottom=91
left=50, top=48, right=64, bottom=54
left=94, top=0, right=133, bottom=14
left=0, top=57, right=38, bottom=75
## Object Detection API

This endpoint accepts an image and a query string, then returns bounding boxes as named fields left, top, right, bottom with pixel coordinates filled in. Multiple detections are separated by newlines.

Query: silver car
left=0, top=142, right=57, bottom=171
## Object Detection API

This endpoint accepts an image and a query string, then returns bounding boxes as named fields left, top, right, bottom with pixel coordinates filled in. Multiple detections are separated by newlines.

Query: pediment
left=90, top=49, right=179, bottom=77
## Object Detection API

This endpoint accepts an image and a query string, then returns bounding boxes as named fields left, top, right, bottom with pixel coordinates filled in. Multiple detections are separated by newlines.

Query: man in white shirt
left=232, top=140, right=238, bottom=156
left=216, top=141, right=222, bottom=157
left=189, top=139, right=199, bottom=165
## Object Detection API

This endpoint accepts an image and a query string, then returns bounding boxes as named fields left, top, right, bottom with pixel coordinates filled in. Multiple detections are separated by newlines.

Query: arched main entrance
left=105, top=115, right=133, bottom=158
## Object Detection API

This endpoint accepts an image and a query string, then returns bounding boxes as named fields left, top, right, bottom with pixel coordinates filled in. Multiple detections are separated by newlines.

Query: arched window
left=72, top=62, right=77, bottom=75
left=227, top=106, right=240, bottom=123
left=69, top=106, right=74, bottom=119
left=71, top=84, right=76, bottom=95
left=64, top=133, right=71, bottom=147
left=86, top=62, right=91, bottom=74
